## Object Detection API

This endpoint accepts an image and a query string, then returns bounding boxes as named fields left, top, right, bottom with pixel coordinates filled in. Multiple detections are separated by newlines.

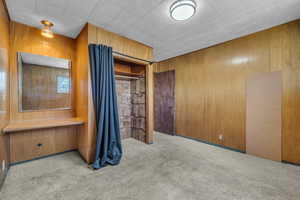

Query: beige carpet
left=1, top=133, right=300, bottom=200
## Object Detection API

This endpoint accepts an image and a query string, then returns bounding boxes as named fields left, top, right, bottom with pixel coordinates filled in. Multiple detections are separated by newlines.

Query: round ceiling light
left=170, top=0, right=197, bottom=21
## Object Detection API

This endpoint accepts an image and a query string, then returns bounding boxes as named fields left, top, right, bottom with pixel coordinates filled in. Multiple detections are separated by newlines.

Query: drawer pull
left=37, top=143, right=43, bottom=147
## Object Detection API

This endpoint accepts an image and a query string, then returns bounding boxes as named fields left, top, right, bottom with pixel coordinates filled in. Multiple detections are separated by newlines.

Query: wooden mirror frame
left=17, top=52, right=73, bottom=112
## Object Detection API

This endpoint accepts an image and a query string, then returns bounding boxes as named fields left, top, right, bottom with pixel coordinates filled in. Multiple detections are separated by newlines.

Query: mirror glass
left=18, top=52, right=71, bottom=111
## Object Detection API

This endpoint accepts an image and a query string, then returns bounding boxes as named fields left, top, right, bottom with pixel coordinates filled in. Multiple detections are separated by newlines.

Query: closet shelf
left=3, top=118, right=84, bottom=133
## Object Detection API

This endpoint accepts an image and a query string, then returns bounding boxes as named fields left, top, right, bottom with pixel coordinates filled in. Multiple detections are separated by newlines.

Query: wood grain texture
left=246, top=72, right=282, bottom=161
left=9, top=126, right=78, bottom=163
left=74, top=25, right=93, bottom=163
left=88, top=23, right=153, bottom=61
left=0, top=0, right=10, bottom=186
left=146, top=64, right=154, bottom=144
left=9, top=22, right=76, bottom=122
left=4, top=118, right=84, bottom=133
left=75, top=24, right=154, bottom=162
left=7, top=22, right=80, bottom=165
left=21, top=64, right=71, bottom=111
left=115, top=60, right=145, bottom=77
left=154, top=71, right=175, bottom=135
left=157, top=19, right=300, bottom=164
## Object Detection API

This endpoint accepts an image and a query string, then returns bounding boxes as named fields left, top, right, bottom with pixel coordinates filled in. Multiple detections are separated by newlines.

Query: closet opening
left=114, top=59, right=147, bottom=143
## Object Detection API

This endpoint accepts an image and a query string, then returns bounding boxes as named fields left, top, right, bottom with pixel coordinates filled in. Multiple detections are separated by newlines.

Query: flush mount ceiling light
left=41, top=20, right=54, bottom=38
left=170, top=0, right=197, bottom=21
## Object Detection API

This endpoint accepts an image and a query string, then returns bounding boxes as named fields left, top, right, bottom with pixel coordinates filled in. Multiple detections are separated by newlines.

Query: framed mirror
left=18, top=52, right=72, bottom=112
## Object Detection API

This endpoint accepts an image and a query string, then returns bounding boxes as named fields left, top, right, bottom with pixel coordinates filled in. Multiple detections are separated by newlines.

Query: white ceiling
left=6, top=0, right=300, bottom=61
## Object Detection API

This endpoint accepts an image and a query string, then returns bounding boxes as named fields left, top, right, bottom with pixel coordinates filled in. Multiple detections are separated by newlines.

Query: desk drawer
left=10, top=126, right=77, bottom=163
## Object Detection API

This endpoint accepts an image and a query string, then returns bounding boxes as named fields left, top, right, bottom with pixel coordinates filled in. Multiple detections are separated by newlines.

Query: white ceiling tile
left=88, top=2, right=122, bottom=27
left=5, top=0, right=300, bottom=61
left=6, top=0, right=35, bottom=11
left=64, top=0, right=99, bottom=19
left=36, top=0, right=68, bottom=17
left=52, top=15, right=87, bottom=38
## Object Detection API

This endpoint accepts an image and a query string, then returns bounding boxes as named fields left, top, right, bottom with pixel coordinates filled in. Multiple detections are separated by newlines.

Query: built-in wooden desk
left=5, top=118, right=84, bottom=164
left=4, top=118, right=84, bottom=133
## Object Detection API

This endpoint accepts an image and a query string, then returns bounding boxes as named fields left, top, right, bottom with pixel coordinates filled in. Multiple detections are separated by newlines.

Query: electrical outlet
left=2, top=160, right=5, bottom=171
left=218, top=134, right=223, bottom=141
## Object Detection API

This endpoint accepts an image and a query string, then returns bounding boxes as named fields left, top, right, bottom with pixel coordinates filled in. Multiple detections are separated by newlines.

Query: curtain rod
left=115, top=75, right=140, bottom=80
left=113, top=51, right=155, bottom=65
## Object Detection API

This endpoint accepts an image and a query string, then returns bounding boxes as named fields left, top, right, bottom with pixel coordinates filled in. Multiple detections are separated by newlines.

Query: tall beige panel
left=246, top=71, right=282, bottom=161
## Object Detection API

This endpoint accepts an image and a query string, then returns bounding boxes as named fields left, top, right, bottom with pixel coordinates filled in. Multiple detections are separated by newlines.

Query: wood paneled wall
left=6, top=22, right=78, bottom=166
left=22, top=64, right=71, bottom=111
left=75, top=25, right=94, bottom=162
left=156, top=19, right=300, bottom=164
left=9, top=22, right=76, bottom=122
left=0, top=0, right=10, bottom=187
left=10, top=126, right=78, bottom=163
left=88, top=24, right=153, bottom=61
left=75, top=24, right=154, bottom=163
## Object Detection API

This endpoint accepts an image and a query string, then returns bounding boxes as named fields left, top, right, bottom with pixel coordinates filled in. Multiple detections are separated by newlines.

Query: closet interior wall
left=115, top=60, right=146, bottom=142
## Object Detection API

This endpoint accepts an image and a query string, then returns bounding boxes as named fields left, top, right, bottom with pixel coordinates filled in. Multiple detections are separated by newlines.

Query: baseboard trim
left=175, top=134, right=246, bottom=153
left=282, top=160, right=300, bottom=167
left=10, top=149, right=78, bottom=166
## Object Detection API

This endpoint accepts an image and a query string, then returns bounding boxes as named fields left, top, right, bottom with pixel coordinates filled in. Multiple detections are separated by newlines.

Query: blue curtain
left=89, top=44, right=122, bottom=169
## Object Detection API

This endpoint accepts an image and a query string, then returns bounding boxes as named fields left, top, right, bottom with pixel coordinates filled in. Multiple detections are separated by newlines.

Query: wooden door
left=154, top=70, right=175, bottom=135
left=246, top=71, right=282, bottom=162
